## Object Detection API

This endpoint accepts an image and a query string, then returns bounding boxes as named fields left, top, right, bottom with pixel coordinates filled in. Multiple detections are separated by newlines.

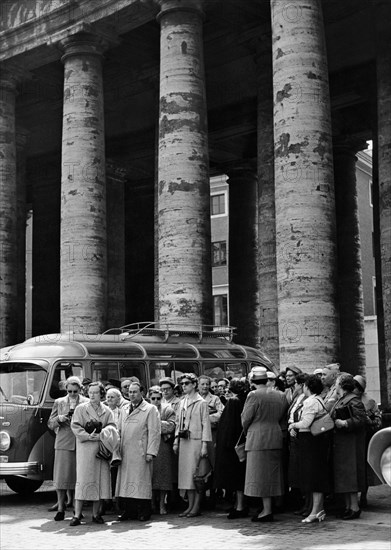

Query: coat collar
left=86, top=401, right=106, bottom=420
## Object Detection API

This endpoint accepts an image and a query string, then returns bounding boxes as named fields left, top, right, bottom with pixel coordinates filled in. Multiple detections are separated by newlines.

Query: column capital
left=49, top=22, right=119, bottom=62
left=333, top=135, right=368, bottom=158
left=156, top=0, right=205, bottom=23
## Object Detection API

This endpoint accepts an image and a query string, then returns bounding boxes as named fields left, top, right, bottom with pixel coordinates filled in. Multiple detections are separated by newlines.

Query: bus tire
left=5, top=476, right=43, bottom=495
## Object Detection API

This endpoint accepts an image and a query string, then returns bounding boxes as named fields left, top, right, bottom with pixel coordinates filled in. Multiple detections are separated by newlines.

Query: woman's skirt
left=178, top=438, right=210, bottom=491
left=53, top=450, right=76, bottom=490
left=288, top=435, right=301, bottom=489
left=244, top=450, right=284, bottom=498
left=298, top=432, right=331, bottom=493
left=152, top=438, right=174, bottom=491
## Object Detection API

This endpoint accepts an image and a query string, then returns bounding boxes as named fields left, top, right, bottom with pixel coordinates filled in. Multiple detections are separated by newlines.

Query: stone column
left=271, top=0, right=339, bottom=371
left=16, top=129, right=29, bottom=343
left=0, top=68, right=18, bottom=347
left=257, top=39, right=280, bottom=366
left=375, top=0, right=391, bottom=409
left=157, top=0, right=212, bottom=326
left=227, top=165, right=259, bottom=347
left=106, top=161, right=126, bottom=329
left=333, top=138, right=367, bottom=375
left=57, top=28, right=109, bottom=333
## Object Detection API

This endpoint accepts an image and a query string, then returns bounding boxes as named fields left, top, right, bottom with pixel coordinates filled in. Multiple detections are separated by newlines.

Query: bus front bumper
left=0, top=461, right=41, bottom=476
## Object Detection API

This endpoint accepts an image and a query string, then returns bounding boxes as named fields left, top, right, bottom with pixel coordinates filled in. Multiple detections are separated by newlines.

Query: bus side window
left=49, top=362, right=83, bottom=399
left=119, top=362, right=146, bottom=388
left=173, top=362, right=200, bottom=380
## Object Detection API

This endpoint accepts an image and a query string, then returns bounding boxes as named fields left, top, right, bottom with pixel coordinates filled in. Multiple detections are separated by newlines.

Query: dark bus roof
left=0, top=323, right=277, bottom=371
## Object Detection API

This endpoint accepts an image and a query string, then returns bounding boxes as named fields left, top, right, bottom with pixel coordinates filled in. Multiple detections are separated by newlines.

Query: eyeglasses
left=67, top=390, right=78, bottom=394
left=181, top=381, right=192, bottom=386
left=121, top=385, right=130, bottom=389
left=150, top=397, right=162, bottom=401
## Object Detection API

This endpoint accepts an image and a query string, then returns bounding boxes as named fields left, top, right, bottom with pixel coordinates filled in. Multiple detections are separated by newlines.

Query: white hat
left=266, top=371, right=277, bottom=380
left=313, top=368, right=323, bottom=375
left=250, top=366, right=268, bottom=381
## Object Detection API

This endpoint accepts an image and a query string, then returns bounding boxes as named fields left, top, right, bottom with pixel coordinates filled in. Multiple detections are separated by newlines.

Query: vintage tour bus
left=0, top=322, right=276, bottom=494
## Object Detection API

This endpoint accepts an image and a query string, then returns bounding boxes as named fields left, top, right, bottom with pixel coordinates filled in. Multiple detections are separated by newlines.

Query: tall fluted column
left=271, top=0, right=339, bottom=371
left=334, top=139, right=367, bottom=375
left=257, top=38, right=280, bottom=366
left=157, top=0, right=212, bottom=326
left=375, top=0, right=391, bottom=409
left=228, top=165, right=259, bottom=346
left=0, top=68, right=18, bottom=347
left=58, top=29, right=108, bottom=333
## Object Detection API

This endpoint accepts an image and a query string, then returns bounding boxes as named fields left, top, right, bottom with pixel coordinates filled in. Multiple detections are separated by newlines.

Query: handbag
left=310, top=399, right=334, bottom=436
left=234, top=430, right=246, bottom=462
left=193, top=456, right=213, bottom=494
left=96, top=441, right=112, bottom=461
left=84, top=419, right=102, bottom=434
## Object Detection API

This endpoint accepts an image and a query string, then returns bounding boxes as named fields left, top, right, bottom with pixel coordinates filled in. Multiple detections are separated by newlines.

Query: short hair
left=305, top=374, right=324, bottom=395
left=65, top=376, right=82, bottom=389
left=106, top=388, right=122, bottom=400
left=179, top=373, right=198, bottom=388
left=217, top=378, right=229, bottom=386
left=229, top=378, right=246, bottom=395
left=337, top=373, right=355, bottom=393
left=129, top=381, right=141, bottom=390
left=296, top=373, right=309, bottom=386
left=149, top=385, right=162, bottom=397
left=252, top=378, right=267, bottom=386
left=88, top=381, right=106, bottom=398
left=198, top=375, right=211, bottom=384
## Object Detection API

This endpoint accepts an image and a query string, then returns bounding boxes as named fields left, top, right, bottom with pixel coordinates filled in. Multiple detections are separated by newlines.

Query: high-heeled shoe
left=301, top=510, right=326, bottom=523
left=342, top=509, right=361, bottom=520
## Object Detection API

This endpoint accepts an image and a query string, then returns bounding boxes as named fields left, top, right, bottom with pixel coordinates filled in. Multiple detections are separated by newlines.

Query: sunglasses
left=122, top=385, right=130, bottom=389
left=150, top=396, right=162, bottom=401
left=181, top=381, right=192, bottom=386
left=67, top=390, right=78, bottom=394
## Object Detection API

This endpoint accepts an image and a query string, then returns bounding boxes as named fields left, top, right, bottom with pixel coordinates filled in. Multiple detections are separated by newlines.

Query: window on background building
left=211, top=193, right=226, bottom=216
left=213, top=295, right=228, bottom=326
left=212, top=241, right=227, bottom=266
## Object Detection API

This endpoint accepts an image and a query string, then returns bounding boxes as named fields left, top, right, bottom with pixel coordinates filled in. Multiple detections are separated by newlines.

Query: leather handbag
left=234, top=430, right=246, bottom=462
left=193, top=456, right=213, bottom=494
left=310, top=399, right=334, bottom=436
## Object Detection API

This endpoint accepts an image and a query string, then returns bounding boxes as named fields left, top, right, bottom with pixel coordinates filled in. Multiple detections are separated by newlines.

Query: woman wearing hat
left=331, top=373, right=367, bottom=520
left=353, top=375, right=382, bottom=507
left=241, top=366, right=288, bottom=522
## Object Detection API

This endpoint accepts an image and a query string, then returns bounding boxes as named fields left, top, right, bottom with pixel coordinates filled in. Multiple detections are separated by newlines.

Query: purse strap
left=195, top=454, right=213, bottom=474
left=235, top=430, right=245, bottom=447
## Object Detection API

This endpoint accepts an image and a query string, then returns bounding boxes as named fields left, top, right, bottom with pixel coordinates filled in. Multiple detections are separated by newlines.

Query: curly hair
left=337, top=373, right=355, bottom=393
left=179, top=372, right=198, bottom=389
left=229, top=377, right=246, bottom=395
left=305, top=374, right=323, bottom=396
left=148, top=385, right=162, bottom=397
left=88, top=381, right=106, bottom=398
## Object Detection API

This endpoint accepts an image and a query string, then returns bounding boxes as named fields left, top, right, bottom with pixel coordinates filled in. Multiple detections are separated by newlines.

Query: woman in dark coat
left=331, top=373, right=367, bottom=520
left=214, top=378, right=248, bottom=519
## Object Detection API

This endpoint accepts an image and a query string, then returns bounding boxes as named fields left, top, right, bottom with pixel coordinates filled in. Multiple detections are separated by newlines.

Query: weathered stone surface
left=333, top=139, right=367, bottom=375
left=59, top=32, right=107, bottom=333
left=157, top=0, right=212, bottom=325
left=271, top=0, right=339, bottom=371
left=0, top=69, right=17, bottom=347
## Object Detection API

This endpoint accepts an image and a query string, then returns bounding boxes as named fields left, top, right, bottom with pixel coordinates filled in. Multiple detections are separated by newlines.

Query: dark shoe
left=137, top=514, right=151, bottom=522
left=227, top=508, right=249, bottom=519
left=69, top=517, right=81, bottom=527
left=48, top=503, right=58, bottom=512
left=54, top=511, right=65, bottom=521
left=117, top=513, right=130, bottom=522
left=343, top=509, right=361, bottom=520
left=186, top=511, right=201, bottom=518
left=335, top=508, right=349, bottom=519
left=92, top=515, right=105, bottom=524
left=251, top=514, right=274, bottom=523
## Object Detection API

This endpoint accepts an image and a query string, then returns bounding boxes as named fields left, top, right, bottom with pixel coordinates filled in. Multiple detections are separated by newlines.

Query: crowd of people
left=47, top=363, right=382, bottom=527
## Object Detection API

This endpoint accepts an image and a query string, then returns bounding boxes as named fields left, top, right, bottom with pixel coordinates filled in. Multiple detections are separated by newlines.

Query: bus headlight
left=0, top=431, right=11, bottom=452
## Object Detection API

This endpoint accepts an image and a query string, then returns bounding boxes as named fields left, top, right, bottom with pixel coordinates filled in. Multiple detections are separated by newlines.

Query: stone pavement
left=0, top=482, right=390, bottom=550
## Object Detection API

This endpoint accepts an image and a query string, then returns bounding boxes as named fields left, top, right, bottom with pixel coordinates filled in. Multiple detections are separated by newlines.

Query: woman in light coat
left=173, top=373, right=212, bottom=518
left=70, top=382, right=117, bottom=526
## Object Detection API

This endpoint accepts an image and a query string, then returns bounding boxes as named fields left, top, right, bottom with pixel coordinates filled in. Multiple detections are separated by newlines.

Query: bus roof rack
left=103, top=322, right=236, bottom=343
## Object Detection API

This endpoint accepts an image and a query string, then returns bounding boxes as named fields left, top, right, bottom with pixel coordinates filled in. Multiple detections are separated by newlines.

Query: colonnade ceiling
left=6, top=0, right=375, bottom=182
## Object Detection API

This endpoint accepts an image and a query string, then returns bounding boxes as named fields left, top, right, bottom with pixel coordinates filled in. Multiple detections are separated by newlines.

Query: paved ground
left=0, top=481, right=390, bottom=550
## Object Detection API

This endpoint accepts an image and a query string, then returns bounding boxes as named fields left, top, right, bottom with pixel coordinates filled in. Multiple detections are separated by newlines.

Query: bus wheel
left=5, top=476, right=43, bottom=495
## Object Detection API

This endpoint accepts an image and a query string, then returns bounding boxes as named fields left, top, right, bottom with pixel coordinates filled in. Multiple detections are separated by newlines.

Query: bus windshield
left=0, top=362, right=46, bottom=405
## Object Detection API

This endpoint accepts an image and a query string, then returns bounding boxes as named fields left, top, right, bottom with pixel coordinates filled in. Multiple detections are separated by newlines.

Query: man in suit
left=241, top=367, right=288, bottom=522
left=47, top=376, right=88, bottom=520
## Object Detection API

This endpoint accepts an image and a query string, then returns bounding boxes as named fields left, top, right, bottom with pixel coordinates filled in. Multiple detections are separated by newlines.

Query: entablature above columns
left=0, top=0, right=158, bottom=70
